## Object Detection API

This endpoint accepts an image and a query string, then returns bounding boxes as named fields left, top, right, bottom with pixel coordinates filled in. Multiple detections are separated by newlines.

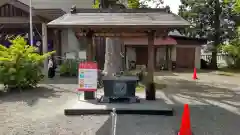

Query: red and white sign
left=78, top=62, right=98, bottom=92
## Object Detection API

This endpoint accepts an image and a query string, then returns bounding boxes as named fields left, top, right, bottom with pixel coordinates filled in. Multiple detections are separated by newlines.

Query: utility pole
left=29, top=0, right=33, bottom=46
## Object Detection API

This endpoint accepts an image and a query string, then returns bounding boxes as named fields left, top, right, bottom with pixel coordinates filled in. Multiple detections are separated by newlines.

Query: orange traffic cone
left=177, top=104, right=192, bottom=135
left=192, top=68, right=198, bottom=80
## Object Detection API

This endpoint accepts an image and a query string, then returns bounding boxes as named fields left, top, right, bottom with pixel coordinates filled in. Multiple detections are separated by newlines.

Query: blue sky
left=146, top=0, right=181, bottom=14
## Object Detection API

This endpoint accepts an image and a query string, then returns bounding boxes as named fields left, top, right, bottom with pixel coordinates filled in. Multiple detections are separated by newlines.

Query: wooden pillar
left=53, top=30, right=62, bottom=65
left=53, top=30, right=57, bottom=54
left=58, top=30, right=62, bottom=64
left=146, top=30, right=156, bottom=100
left=84, top=30, right=94, bottom=100
left=124, top=44, right=127, bottom=70
left=121, top=37, right=125, bottom=71
left=42, top=23, right=48, bottom=75
left=154, top=47, right=157, bottom=70
left=168, top=46, right=172, bottom=71
left=92, top=37, right=97, bottom=61
left=165, top=45, right=169, bottom=70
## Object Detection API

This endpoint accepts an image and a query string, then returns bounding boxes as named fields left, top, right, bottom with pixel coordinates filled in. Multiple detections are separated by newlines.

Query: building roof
left=34, top=9, right=66, bottom=20
left=0, top=0, right=67, bottom=20
left=47, top=8, right=190, bottom=28
left=168, top=30, right=207, bottom=44
left=170, top=35, right=207, bottom=42
left=18, top=0, right=92, bottom=12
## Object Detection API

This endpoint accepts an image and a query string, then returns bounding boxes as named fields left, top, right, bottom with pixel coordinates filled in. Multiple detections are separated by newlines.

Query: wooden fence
left=201, top=54, right=228, bottom=63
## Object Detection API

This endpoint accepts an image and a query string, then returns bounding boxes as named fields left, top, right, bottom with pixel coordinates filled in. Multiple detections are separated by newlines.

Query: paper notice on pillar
left=78, top=51, right=86, bottom=60
left=66, top=52, right=76, bottom=59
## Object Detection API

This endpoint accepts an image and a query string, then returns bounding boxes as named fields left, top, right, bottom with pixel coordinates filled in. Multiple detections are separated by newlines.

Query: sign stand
left=77, top=92, right=81, bottom=101
left=77, top=62, right=98, bottom=100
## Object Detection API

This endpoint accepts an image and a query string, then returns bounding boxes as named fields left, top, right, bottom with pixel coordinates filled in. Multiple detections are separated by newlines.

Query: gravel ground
left=0, top=74, right=240, bottom=135
left=0, top=84, right=109, bottom=135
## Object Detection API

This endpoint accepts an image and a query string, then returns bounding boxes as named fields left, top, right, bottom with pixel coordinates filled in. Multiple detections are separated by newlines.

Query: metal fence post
left=111, top=108, right=117, bottom=135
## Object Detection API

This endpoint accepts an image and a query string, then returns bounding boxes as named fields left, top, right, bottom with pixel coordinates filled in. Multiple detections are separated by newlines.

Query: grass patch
left=124, top=70, right=167, bottom=92
left=135, top=82, right=167, bottom=92
left=218, top=68, right=240, bottom=73
left=155, top=83, right=167, bottom=89
left=217, top=67, right=240, bottom=76
left=136, top=84, right=145, bottom=92
left=215, top=71, right=234, bottom=76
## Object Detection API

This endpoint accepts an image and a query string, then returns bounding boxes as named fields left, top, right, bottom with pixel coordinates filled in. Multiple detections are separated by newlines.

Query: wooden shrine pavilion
left=47, top=8, right=190, bottom=100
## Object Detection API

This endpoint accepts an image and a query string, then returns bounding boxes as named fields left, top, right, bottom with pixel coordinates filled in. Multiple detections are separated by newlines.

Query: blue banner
left=0, top=39, right=53, bottom=52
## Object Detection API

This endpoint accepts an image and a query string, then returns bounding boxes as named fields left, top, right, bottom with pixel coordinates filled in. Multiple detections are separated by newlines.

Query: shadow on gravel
left=159, top=78, right=240, bottom=111
left=40, top=76, right=78, bottom=84
left=0, top=87, right=61, bottom=106
left=96, top=115, right=112, bottom=135
left=114, top=105, right=240, bottom=135
left=174, top=69, right=214, bottom=73
left=154, top=71, right=178, bottom=76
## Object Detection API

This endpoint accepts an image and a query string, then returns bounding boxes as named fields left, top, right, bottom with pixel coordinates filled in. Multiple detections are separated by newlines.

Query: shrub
left=0, top=36, right=54, bottom=91
left=59, top=59, right=78, bottom=77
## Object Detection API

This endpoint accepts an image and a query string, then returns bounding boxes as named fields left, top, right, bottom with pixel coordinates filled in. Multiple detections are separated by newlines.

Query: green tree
left=93, top=0, right=164, bottom=9
left=230, top=0, right=240, bottom=13
left=178, top=0, right=238, bottom=69
left=221, top=28, right=240, bottom=68
left=0, top=36, right=54, bottom=91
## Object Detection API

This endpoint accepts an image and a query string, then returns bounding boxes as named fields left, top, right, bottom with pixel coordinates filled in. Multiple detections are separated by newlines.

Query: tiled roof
left=48, top=8, right=190, bottom=28
left=0, top=0, right=79, bottom=20
left=34, top=9, right=66, bottom=20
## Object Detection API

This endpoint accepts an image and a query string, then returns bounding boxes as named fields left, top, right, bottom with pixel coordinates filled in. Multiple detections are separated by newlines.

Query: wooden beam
left=76, top=32, right=147, bottom=37
left=0, top=17, right=42, bottom=23
left=146, top=30, right=156, bottom=100
left=75, top=28, right=169, bottom=37
left=75, top=29, right=170, bottom=38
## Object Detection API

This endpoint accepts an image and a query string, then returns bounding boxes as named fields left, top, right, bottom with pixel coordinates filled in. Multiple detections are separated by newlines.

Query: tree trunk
left=103, top=37, right=123, bottom=76
left=210, top=0, right=221, bottom=69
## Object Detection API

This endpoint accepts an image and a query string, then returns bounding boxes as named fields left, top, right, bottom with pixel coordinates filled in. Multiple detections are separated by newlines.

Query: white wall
left=156, top=46, right=176, bottom=67
left=61, top=29, right=68, bottom=57
left=126, top=47, right=136, bottom=69
left=67, top=29, right=79, bottom=52
left=171, top=47, right=176, bottom=61
left=61, top=29, right=87, bottom=59
left=156, top=47, right=165, bottom=67
left=195, top=46, right=201, bottom=69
